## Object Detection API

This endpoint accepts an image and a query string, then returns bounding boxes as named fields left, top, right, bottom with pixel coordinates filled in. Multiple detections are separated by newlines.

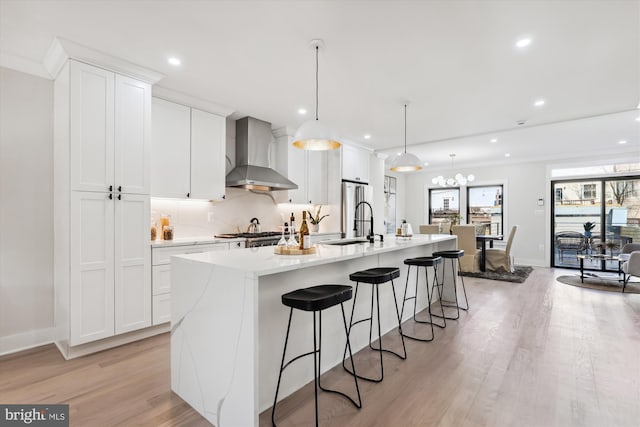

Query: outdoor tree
left=608, top=180, right=631, bottom=205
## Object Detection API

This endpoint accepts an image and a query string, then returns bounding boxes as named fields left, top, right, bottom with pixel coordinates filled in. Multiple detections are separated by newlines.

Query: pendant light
left=432, top=154, right=475, bottom=186
left=389, top=104, right=423, bottom=172
left=293, top=40, right=341, bottom=151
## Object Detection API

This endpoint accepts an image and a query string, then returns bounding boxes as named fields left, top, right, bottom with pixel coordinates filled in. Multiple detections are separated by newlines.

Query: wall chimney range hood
left=226, top=117, right=298, bottom=191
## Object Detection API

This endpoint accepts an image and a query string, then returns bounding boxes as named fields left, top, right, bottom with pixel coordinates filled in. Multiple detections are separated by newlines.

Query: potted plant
left=583, top=221, right=596, bottom=237
left=307, top=205, right=329, bottom=232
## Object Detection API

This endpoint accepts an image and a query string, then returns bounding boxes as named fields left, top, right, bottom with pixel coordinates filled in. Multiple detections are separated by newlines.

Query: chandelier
left=432, top=154, right=475, bottom=187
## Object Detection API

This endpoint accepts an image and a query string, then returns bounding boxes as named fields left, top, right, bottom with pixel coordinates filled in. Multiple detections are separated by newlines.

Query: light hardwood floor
left=1, top=268, right=638, bottom=426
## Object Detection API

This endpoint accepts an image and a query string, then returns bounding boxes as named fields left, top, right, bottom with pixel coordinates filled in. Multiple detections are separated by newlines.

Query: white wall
left=404, top=161, right=548, bottom=266
left=0, top=67, right=54, bottom=353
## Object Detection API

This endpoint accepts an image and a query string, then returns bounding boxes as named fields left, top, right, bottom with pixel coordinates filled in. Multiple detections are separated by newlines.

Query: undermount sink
left=322, top=239, right=370, bottom=246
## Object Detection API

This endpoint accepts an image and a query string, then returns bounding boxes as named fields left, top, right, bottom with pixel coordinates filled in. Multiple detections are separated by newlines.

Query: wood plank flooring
left=1, top=267, right=638, bottom=426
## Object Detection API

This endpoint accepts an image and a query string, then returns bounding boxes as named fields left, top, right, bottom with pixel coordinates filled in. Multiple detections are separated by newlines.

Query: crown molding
left=0, top=52, right=51, bottom=79
left=152, top=86, right=234, bottom=117
left=43, top=37, right=164, bottom=83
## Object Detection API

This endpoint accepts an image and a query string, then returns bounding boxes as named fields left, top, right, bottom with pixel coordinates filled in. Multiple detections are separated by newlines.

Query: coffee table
left=576, top=254, right=623, bottom=283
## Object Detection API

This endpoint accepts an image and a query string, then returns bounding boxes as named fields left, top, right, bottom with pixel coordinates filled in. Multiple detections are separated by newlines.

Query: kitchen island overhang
left=170, top=234, right=457, bottom=427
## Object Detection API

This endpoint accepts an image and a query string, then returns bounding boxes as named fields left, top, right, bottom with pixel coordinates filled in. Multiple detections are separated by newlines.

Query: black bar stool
left=431, top=249, right=470, bottom=320
left=400, top=256, right=446, bottom=341
left=272, top=284, right=362, bottom=427
left=342, top=267, right=407, bottom=383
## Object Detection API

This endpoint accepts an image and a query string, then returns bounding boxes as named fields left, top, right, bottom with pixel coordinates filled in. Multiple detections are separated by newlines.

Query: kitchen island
left=170, top=234, right=457, bottom=426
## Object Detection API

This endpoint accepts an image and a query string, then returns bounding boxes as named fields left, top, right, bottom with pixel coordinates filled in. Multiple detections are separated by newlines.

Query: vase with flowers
left=307, top=205, right=329, bottom=232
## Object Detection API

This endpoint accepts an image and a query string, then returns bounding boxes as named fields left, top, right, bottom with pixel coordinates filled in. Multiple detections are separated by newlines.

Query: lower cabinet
left=151, top=240, right=245, bottom=325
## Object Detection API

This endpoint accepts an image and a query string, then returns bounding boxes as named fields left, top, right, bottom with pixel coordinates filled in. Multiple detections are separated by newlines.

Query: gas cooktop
left=215, top=232, right=281, bottom=239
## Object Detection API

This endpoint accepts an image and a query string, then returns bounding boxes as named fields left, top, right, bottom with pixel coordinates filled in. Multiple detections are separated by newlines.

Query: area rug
left=460, top=265, right=533, bottom=283
left=555, top=275, right=640, bottom=294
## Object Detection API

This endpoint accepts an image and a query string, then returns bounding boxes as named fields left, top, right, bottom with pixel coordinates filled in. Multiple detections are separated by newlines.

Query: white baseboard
left=0, top=327, right=54, bottom=356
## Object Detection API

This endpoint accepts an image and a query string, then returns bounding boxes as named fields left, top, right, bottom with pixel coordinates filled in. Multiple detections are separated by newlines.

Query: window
left=582, top=183, right=596, bottom=200
left=429, top=188, right=460, bottom=223
left=467, top=185, right=503, bottom=235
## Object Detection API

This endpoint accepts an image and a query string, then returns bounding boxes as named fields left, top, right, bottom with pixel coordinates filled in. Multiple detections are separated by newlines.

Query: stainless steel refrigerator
left=342, top=181, right=374, bottom=238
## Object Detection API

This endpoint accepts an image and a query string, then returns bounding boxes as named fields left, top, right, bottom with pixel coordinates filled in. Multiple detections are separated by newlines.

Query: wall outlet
left=207, top=212, right=215, bottom=223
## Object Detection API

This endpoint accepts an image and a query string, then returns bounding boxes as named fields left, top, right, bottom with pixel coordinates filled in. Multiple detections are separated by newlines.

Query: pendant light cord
left=315, top=45, right=319, bottom=121
left=404, top=104, right=407, bottom=153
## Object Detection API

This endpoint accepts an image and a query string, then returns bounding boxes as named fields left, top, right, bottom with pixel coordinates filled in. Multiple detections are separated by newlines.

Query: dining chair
left=622, top=251, right=640, bottom=293
left=451, top=225, right=480, bottom=273
left=419, top=224, right=440, bottom=234
left=485, top=225, right=518, bottom=273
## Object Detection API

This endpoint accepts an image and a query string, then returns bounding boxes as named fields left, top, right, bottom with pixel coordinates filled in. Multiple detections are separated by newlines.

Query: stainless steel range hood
left=226, top=117, right=298, bottom=191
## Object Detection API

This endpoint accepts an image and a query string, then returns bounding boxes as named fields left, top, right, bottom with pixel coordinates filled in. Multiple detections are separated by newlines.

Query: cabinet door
left=114, top=194, right=151, bottom=334
left=70, top=191, right=115, bottom=345
left=150, top=98, right=191, bottom=198
left=190, top=109, right=226, bottom=200
left=307, top=151, right=327, bottom=205
left=115, top=75, right=151, bottom=195
left=287, top=145, right=307, bottom=203
left=342, top=145, right=370, bottom=183
left=70, top=61, right=115, bottom=193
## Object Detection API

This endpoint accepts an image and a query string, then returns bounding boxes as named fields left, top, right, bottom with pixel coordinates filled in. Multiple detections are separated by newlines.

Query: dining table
left=476, top=234, right=504, bottom=272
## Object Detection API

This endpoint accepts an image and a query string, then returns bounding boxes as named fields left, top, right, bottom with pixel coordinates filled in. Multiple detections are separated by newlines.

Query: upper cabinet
left=283, top=141, right=328, bottom=205
left=342, top=144, right=370, bottom=183
left=151, top=98, right=226, bottom=200
left=69, top=62, right=151, bottom=194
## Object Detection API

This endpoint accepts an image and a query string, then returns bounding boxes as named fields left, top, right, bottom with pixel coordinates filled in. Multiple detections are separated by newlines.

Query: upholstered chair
left=451, top=225, right=480, bottom=273
left=485, top=225, right=519, bottom=273
left=419, top=224, right=440, bottom=234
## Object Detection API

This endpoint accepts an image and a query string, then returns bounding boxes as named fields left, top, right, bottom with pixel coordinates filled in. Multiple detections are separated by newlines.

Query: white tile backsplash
left=151, top=188, right=341, bottom=238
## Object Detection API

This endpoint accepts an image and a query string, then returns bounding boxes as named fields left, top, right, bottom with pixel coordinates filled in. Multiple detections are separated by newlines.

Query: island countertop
left=173, top=233, right=455, bottom=277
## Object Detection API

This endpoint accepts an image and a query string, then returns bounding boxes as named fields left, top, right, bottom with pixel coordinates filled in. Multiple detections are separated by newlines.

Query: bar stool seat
left=343, top=267, right=406, bottom=383
left=400, top=256, right=446, bottom=342
left=349, top=267, right=400, bottom=284
left=431, top=249, right=469, bottom=320
left=282, top=285, right=353, bottom=311
left=273, top=284, right=362, bottom=427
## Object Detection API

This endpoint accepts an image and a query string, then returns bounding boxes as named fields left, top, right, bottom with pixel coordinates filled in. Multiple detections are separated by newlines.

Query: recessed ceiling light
left=364, top=134, right=371, bottom=140
left=490, top=138, right=498, bottom=143
left=618, top=140, right=628, bottom=145
left=534, top=99, right=546, bottom=107
left=168, top=57, right=181, bottom=66
left=505, top=153, right=511, bottom=158
left=516, top=37, right=532, bottom=48
left=298, top=108, right=307, bottom=115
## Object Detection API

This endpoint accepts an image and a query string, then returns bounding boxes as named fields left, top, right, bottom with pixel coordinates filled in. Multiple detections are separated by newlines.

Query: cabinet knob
left=118, top=185, right=122, bottom=192
left=187, top=192, right=190, bottom=198
left=309, top=200, right=312, bottom=204
left=118, top=194, right=122, bottom=200
left=108, top=193, right=113, bottom=200
left=355, top=177, right=360, bottom=181
left=289, top=199, right=292, bottom=203
left=222, top=194, right=226, bottom=200
left=109, top=185, right=113, bottom=191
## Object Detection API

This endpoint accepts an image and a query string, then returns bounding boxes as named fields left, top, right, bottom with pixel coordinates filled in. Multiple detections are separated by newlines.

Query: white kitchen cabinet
left=150, top=98, right=190, bottom=197
left=55, top=59, right=153, bottom=353
left=310, top=233, right=342, bottom=245
left=286, top=148, right=328, bottom=205
left=150, top=241, right=237, bottom=325
left=114, top=194, right=151, bottom=334
left=70, top=191, right=115, bottom=345
left=190, top=108, right=226, bottom=200
left=151, top=98, right=226, bottom=200
left=342, top=144, right=370, bottom=183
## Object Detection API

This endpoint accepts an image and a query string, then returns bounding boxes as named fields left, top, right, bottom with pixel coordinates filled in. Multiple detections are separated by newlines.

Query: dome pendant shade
left=390, top=152, right=423, bottom=172
left=292, top=119, right=341, bottom=150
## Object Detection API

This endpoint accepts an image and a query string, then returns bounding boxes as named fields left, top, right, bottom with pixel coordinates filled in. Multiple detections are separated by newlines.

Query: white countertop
left=151, top=236, right=245, bottom=248
left=174, top=234, right=456, bottom=277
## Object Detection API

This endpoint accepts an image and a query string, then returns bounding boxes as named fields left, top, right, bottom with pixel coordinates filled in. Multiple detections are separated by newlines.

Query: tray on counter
left=274, top=246, right=317, bottom=255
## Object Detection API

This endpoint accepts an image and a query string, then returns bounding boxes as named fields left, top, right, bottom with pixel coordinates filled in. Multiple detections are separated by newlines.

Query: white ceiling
left=1, top=0, right=639, bottom=168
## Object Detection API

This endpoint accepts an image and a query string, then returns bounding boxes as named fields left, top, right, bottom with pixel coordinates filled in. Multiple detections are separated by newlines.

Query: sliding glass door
left=551, top=176, right=639, bottom=269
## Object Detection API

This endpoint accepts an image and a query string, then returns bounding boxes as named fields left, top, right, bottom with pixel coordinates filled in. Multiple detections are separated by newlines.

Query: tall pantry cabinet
left=54, top=59, right=153, bottom=357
